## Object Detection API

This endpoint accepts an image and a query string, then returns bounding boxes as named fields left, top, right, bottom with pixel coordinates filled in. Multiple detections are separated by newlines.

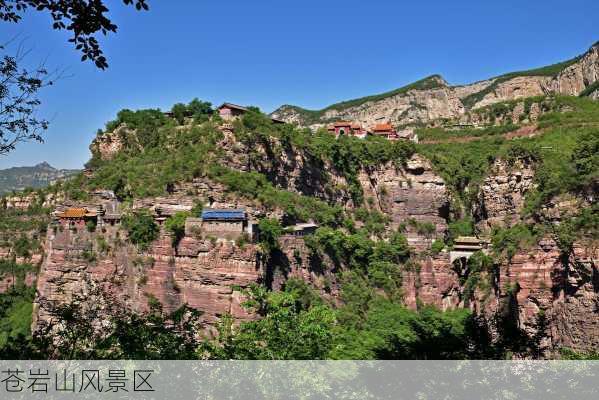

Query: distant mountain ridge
left=0, top=162, right=80, bottom=195
left=271, top=41, right=599, bottom=129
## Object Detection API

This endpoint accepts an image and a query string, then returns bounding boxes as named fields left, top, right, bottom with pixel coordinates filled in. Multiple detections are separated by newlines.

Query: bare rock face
left=550, top=242, right=599, bottom=352
left=474, top=76, right=549, bottom=109
left=272, top=43, right=599, bottom=128
left=400, top=237, right=599, bottom=356
left=272, top=76, right=469, bottom=130
left=402, top=252, right=462, bottom=311
left=474, top=158, right=536, bottom=232
left=34, top=226, right=261, bottom=332
left=358, top=154, right=449, bottom=250
left=501, top=239, right=599, bottom=355
left=89, top=125, right=134, bottom=161
left=551, top=44, right=599, bottom=95
left=2, top=194, right=39, bottom=210
left=317, top=86, right=465, bottom=129
left=269, top=235, right=341, bottom=303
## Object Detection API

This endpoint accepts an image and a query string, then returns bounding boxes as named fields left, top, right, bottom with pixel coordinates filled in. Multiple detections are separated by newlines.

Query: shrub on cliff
left=447, top=217, right=475, bottom=246
left=257, top=218, right=284, bottom=255
left=122, top=209, right=159, bottom=250
left=571, top=130, right=599, bottom=188
left=165, top=211, right=191, bottom=246
left=491, top=223, right=539, bottom=260
left=13, top=235, right=39, bottom=259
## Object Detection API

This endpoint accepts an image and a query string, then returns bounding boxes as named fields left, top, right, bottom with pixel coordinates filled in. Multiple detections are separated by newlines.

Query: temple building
left=57, top=207, right=98, bottom=230
left=217, top=103, right=285, bottom=124
left=217, top=103, right=249, bottom=121
left=449, top=236, right=485, bottom=263
left=327, top=121, right=367, bottom=138
left=184, top=208, right=250, bottom=239
left=371, top=123, right=398, bottom=139
left=286, top=222, right=318, bottom=237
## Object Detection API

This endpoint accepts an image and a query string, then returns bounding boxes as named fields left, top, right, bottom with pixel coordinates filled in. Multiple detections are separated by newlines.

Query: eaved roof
left=219, top=102, right=286, bottom=124
left=333, top=121, right=353, bottom=127
left=59, top=208, right=88, bottom=218
left=201, top=208, right=247, bottom=221
left=218, top=102, right=249, bottom=112
left=454, top=236, right=481, bottom=244
left=373, top=123, right=394, bottom=132
left=290, top=222, right=318, bottom=231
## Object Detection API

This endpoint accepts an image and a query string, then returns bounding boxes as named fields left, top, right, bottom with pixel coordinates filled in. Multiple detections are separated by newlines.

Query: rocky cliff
left=271, top=42, right=599, bottom=129
left=29, top=144, right=599, bottom=357
left=32, top=150, right=449, bottom=329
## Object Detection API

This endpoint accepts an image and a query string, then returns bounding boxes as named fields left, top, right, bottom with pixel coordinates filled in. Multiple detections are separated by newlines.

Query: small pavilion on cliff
left=449, top=236, right=486, bottom=263
left=57, top=207, right=98, bottom=229
left=217, top=103, right=285, bottom=124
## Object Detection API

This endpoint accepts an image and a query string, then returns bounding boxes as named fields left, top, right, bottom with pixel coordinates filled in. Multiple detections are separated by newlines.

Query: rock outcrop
left=89, top=125, right=134, bottom=161
left=358, top=155, right=449, bottom=249
left=2, top=192, right=64, bottom=210
left=474, top=158, right=536, bottom=232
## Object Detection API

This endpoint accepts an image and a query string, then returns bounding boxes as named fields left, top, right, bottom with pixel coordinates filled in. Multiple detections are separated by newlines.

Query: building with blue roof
left=201, top=209, right=247, bottom=221
left=192, top=208, right=249, bottom=240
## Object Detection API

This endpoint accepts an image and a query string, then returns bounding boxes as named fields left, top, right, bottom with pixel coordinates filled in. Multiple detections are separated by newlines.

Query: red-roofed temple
left=327, top=121, right=367, bottom=138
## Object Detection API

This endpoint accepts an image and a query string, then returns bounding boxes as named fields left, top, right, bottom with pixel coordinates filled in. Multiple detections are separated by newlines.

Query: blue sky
left=1, top=0, right=598, bottom=169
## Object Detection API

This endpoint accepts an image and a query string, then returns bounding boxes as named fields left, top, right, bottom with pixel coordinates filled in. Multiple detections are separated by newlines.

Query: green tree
left=208, top=281, right=336, bottom=360
left=0, top=284, right=203, bottom=360
left=165, top=211, right=191, bottom=246
left=122, top=209, right=159, bottom=250
left=332, top=298, right=472, bottom=359
left=171, top=103, right=188, bottom=125
left=572, top=130, right=599, bottom=187
left=13, top=235, right=33, bottom=259
left=257, top=218, right=284, bottom=255
left=187, top=98, right=213, bottom=123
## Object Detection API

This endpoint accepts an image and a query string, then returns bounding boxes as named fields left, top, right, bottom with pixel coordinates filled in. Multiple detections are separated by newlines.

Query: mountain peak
left=35, top=162, right=54, bottom=169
